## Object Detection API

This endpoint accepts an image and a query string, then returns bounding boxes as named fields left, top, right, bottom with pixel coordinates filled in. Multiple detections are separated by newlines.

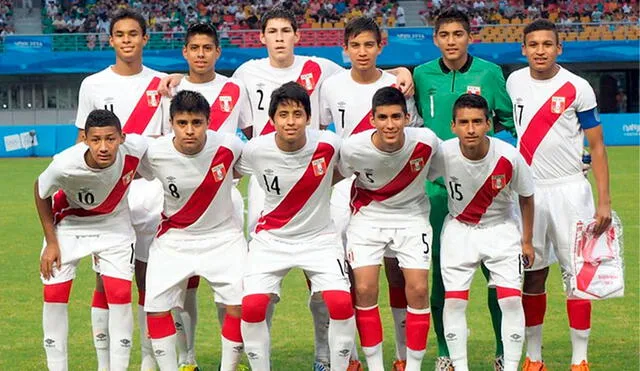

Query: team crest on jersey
left=146, top=90, right=160, bottom=107
left=466, top=86, right=482, bottom=95
left=312, top=158, right=327, bottom=176
left=551, top=96, right=566, bottom=114
left=121, top=170, right=134, bottom=185
left=491, top=174, right=506, bottom=190
left=299, top=73, right=315, bottom=91
left=219, top=95, right=233, bottom=112
left=410, top=158, right=425, bottom=172
left=211, top=164, right=227, bottom=182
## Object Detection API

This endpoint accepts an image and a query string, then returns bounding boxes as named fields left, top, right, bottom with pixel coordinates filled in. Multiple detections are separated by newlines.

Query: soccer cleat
left=494, top=354, right=504, bottom=371
left=347, top=360, right=364, bottom=371
left=178, top=364, right=199, bottom=371
left=313, top=360, right=330, bottom=371
left=435, top=356, right=455, bottom=371
left=570, top=361, right=590, bottom=371
left=392, top=359, right=407, bottom=371
left=522, top=357, right=548, bottom=371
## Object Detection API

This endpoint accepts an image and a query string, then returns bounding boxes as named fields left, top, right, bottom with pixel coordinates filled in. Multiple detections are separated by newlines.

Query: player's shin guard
left=138, top=290, right=156, bottom=371
left=309, top=291, right=331, bottom=364
left=241, top=294, right=272, bottom=371
left=406, top=307, right=430, bottom=371
left=221, top=313, right=244, bottom=371
left=323, top=290, right=356, bottom=370
left=522, top=293, right=546, bottom=362
left=443, top=291, right=469, bottom=371
left=147, top=313, right=178, bottom=371
left=103, top=276, right=133, bottom=371
left=355, top=305, right=384, bottom=371
left=567, top=299, right=591, bottom=365
left=91, top=290, right=110, bottom=370
left=43, top=281, right=73, bottom=371
left=389, top=287, right=408, bottom=361
left=496, top=287, right=525, bottom=371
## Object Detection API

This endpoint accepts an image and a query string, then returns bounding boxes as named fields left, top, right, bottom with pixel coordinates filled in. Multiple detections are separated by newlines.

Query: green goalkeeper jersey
left=413, top=55, right=515, bottom=141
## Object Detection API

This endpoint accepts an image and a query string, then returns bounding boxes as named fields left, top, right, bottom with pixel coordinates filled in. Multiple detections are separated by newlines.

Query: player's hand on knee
left=41, top=243, right=61, bottom=280
left=158, top=73, right=184, bottom=97
left=593, top=204, right=612, bottom=236
left=521, top=241, right=535, bottom=269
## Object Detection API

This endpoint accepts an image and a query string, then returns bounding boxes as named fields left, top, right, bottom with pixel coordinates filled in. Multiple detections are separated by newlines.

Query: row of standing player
left=36, top=5, right=612, bottom=371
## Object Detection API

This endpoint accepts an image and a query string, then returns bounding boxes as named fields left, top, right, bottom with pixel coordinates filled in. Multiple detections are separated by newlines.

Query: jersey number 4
left=263, top=175, right=281, bottom=195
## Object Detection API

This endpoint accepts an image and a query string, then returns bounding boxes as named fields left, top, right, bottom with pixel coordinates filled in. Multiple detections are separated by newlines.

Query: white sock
left=139, top=304, right=156, bottom=370
left=241, top=319, right=271, bottom=371
left=220, top=335, right=244, bottom=371
left=328, top=315, right=356, bottom=370
left=525, top=324, right=543, bottom=361
left=361, top=343, right=384, bottom=371
left=391, top=307, right=407, bottom=361
left=43, top=302, right=69, bottom=371
left=498, top=296, right=525, bottom=371
left=91, top=307, right=110, bottom=370
left=151, top=334, right=178, bottom=371
left=109, top=303, right=133, bottom=371
left=570, top=328, right=590, bottom=365
left=173, top=309, right=187, bottom=364
left=444, top=298, right=469, bottom=371
left=181, top=288, right=198, bottom=364
left=351, top=342, right=360, bottom=361
left=309, top=292, right=331, bottom=363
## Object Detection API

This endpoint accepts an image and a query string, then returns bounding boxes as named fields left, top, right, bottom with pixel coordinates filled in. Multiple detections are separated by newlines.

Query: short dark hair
left=268, top=82, right=311, bottom=120
left=523, top=18, right=559, bottom=44
left=452, top=93, right=489, bottom=120
left=185, top=22, right=219, bottom=47
left=170, top=90, right=210, bottom=121
left=344, top=16, right=382, bottom=45
left=110, top=8, right=147, bottom=36
left=435, top=8, right=471, bottom=34
left=85, top=109, right=122, bottom=132
left=372, top=87, right=407, bottom=115
left=260, top=7, right=298, bottom=33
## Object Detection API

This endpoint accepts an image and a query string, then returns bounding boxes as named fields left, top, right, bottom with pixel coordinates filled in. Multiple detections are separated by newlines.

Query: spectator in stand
left=52, top=14, right=67, bottom=33
left=394, top=3, right=406, bottom=27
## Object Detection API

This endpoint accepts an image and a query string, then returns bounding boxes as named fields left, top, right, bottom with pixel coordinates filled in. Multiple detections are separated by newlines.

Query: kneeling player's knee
left=241, top=294, right=271, bottom=323
left=523, top=268, right=548, bottom=294
left=102, top=276, right=132, bottom=305
left=496, top=287, right=523, bottom=312
left=322, top=290, right=354, bottom=320
left=43, top=280, right=73, bottom=303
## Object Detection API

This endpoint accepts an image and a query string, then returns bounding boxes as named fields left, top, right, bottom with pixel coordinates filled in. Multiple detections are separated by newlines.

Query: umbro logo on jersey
left=467, top=85, right=482, bottom=95
left=312, top=158, right=327, bottom=176
left=219, top=95, right=233, bottom=112
left=211, top=163, right=227, bottom=182
left=337, top=101, right=346, bottom=108
left=551, top=96, right=566, bottom=114
left=146, top=90, right=160, bottom=107
left=300, top=73, right=315, bottom=91
left=410, top=158, right=424, bottom=172
left=491, top=174, right=506, bottom=190
left=122, top=170, right=134, bottom=185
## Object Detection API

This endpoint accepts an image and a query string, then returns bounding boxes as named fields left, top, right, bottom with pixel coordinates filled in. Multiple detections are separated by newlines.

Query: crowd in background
left=0, top=0, right=15, bottom=38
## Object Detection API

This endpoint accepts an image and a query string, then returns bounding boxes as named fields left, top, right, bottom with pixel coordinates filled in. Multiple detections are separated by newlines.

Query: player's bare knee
left=225, top=304, right=242, bottom=318
left=241, top=294, right=271, bottom=323
left=310, top=290, right=324, bottom=302
left=523, top=268, right=549, bottom=294
left=354, top=282, right=378, bottom=306
left=147, top=310, right=171, bottom=318
left=94, top=273, right=105, bottom=292
left=405, top=283, right=429, bottom=308
left=322, top=290, right=354, bottom=320
left=134, top=260, right=147, bottom=291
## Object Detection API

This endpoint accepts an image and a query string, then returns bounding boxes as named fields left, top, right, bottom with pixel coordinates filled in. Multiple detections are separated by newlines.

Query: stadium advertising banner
left=3, top=35, right=52, bottom=53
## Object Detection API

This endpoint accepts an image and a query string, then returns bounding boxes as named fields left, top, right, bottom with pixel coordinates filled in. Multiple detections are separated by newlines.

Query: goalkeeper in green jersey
left=413, top=8, right=515, bottom=371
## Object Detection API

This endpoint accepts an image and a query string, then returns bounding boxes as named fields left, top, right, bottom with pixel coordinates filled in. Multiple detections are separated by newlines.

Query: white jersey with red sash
left=176, top=75, right=252, bottom=134
left=232, top=55, right=343, bottom=137
left=76, top=66, right=170, bottom=136
left=137, top=131, right=244, bottom=239
left=38, top=134, right=148, bottom=235
left=235, top=129, right=342, bottom=239
left=429, top=137, right=534, bottom=227
left=506, top=66, right=598, bottom=180
left=320, top=69, right=422, bottom=137
left=339, top=127, right=439, bottom=227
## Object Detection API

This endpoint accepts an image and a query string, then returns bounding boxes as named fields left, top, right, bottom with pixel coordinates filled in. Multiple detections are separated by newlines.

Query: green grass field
left=0, top=147, right=638, bottom=370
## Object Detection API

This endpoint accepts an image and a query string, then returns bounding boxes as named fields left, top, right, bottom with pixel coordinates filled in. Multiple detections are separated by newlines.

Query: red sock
left=92, top=290, right=108, bottom=309
left=567, top=299, right=591, bottom=330
left=355, top=306, right=383, bottom=347
left=222, top=313, right=243, bottom=342
left=406, top=307, right=430, bottom=351
left=147, top=313, right=176, bottom=339
left=523, top=293, right=546, bottom=327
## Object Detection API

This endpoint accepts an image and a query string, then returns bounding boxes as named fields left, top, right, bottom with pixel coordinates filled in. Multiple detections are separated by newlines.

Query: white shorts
left=247, top=175, right=266, bottom=236
left=144, top=230, right=247, bottom=312
left=243, top=231, right=350, bottom=296
left=128, top=178, right=163, bottom=262
left=529, top=174, right=595, bottom=272
left=41, top=232, right=135, bottom=285
left=346, top=224, right=432, bottom=270
left=441, top=217, right=524, bottom=292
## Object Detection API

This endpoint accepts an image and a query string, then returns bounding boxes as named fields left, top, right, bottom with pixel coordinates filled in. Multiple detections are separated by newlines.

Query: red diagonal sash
left=259, top=60, right=323, bottom=136
left=157, top=146, right=235, bottom=237
left=52, top=155, right=140, bottom=224
left=519, top=82, right=576, bottom=165
left=350, top=84, right=397, bottom=136
left=209, top=82, right=241, bottom=131
left=456, top=156, right=513, bottom=225
left=122, top=77, right=162, bottom=135
left=255, top=142, right=335, bottom=233
left=350, top=142, right=432, bottom=214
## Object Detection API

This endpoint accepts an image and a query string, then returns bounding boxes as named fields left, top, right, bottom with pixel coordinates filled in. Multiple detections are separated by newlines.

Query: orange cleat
left=522, top=357, right=548, bottom=371
left=570, top=360, right=590, bottom=371
left=347, top=359, right=364, bottom=371
left=392, top=359, right=407, bottom=371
